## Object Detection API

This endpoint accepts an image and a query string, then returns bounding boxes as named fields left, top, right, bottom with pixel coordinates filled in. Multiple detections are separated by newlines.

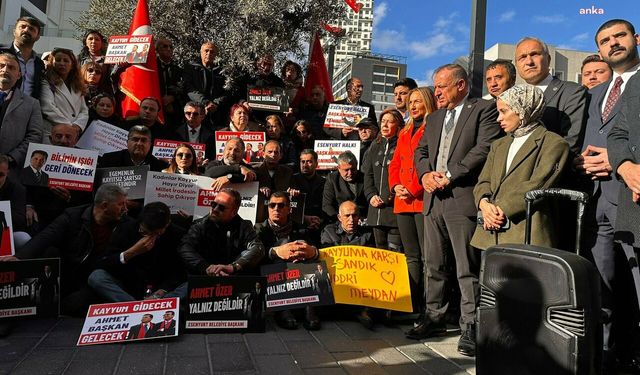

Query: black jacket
left=292, top=172, right=326, bottom=219
left=178, top=215, right=265, bottom=274
left=322, top=170, right=368, bottom=220
left=254, top=219, right=318, bottom=260
left=203, top=159, right=253, bottom=183
left=320, top=222, right=374, bottom=247
left=0, top=44, right=45, bottom=99
left=362, top=136, right=398, bottom=228
left=0, top=178, right=27, bottom=231
left=98, top=149, right=168, bottom=172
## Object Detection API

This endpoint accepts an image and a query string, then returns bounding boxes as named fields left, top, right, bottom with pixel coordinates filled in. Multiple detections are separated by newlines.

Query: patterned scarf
left=498, top=85, right=546, bottom=138
left=268, top=219, right=293, bottom=239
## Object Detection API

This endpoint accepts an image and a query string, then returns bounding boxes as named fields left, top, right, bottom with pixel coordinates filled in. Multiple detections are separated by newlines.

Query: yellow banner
left=320, top=245, right=412, bottom=312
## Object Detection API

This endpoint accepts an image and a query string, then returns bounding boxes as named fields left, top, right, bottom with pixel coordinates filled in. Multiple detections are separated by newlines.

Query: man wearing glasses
left=178, top=188, right=264, bottom=278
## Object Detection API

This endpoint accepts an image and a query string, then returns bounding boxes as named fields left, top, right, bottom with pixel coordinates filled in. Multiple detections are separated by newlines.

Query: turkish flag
left=119, top=0, right=164, bottom=122
left=292, top=33, right=333, bottom=108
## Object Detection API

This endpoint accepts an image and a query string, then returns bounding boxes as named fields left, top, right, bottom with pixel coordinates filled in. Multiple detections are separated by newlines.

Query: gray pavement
left=0, top=317, right=476, bottom=375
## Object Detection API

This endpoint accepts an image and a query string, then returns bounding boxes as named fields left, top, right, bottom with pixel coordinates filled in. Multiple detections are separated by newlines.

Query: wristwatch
left=232, top=262, right=241, bottom=273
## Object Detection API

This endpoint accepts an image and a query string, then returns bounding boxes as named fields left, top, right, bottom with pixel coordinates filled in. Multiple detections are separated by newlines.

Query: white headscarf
left=498, top=85, right=546, bottom=138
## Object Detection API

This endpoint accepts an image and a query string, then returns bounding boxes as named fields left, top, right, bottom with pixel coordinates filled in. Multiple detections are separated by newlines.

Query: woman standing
left=78, top=30, right=107, bottom=65
left=472, top=85, right=569, bottom=249
left=40, top=48, right=89, bottom=140
left=388, top=87, right=437, bottom=313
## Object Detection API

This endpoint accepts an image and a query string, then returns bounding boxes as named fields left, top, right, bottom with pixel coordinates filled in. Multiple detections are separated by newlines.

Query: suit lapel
left=4, top=89, right=23, bottom=117
left=57, top=82, right=77, bottom=111
left=447, top=99, right=474, bottom=159
left=501, top=127, right=544, bottom=181
left=427, top=110, right=445, bottom=170
left=544, top=78, right=561, bottom=105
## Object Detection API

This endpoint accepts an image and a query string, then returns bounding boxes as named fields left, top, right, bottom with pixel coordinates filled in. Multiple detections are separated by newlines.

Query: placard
left=246, top=86, right=289, bottom=112
left=214, top=131, right=265, bottom=161
left=0, top=258, right=60, bottom=318
left=77, top=298, right=179, bottom=345
left=260, top=261, right=334, bottom=311
left=151, top=139, right=206, bottom=161
left=320, top=246, right=412, bottom=312
left=105, top=35, right=152, bottom=64
left=95, top=166, right=149, bottom=200
left=289, top=193, right=305, bottom=225
left=323, top=103, right=370, bottom=129
left=21, top=143, right=99, bottom=191
left=193, top=182, right=259, bottom=224
left=0, top=201, right=15, bottom=256
left=186, top=276, right=266, bottom=332
left=77, top=120, right=129, bottom=156
left=313, top=140, right=361, bottom=170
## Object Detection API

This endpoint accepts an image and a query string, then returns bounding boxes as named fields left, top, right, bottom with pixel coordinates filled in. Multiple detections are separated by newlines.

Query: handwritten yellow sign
left=320, top=245, right=412, bottom=312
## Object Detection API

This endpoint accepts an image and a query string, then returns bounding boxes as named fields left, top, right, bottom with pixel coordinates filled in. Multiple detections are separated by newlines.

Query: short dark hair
left=0, top=155, right=10, bottom=168
left=270, top=191, right=290, bottom=206
left=300, top=149, right=318, bottom=162
left=581, top=54, right=612, bottom=72
left=140, top=97, right=160, bottom=109
left=281, top=60, right=302, bottom=80
left=393, top=78, right=418, bottom=90
left=16, top=16, right=42, bottom=34
left=128, top=125, right=151, bottom=140
left=219, top=188, right=242, bottom=210
left=140, top=202, right=171, bottom=231
left=485, top=59, right=516, bottom=85
left=31, top=150, right=48, bottom=159
left=0, top=53, right=20, bottom=70
left=345, top=77, right=361, bottom=91
left=184, top=101, right=204, bottom=113
left=595, top=19, right=636, bottom=45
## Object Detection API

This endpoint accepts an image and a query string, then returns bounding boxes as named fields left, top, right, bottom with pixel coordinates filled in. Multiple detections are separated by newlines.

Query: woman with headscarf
left=471, top=85, right=569, bottom=250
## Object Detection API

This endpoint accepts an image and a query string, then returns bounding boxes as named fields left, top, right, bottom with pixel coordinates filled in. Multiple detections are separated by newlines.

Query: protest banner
left=105, top=35, right=153, bottom=64
left=260, top=261, right=334, bottom=311
left=214, top=131, right=265, bottom=162
left=76, top=120, right=129, bottom=156
left=320, top=245, right=412, bottom=312
left=246, top=86, right=289, bottom=112
left=186, top=276, right=266, bottom=332
left=95, top=166, right=149, bottom=200
left=0, top=201, right=14, bottom=256
left=289, top=193, right=305, bottom=225
left=77, top=298, right=179, bottom=345
left=193, top=182, right=259, bottom=224
left=21, top=143, right=99, bottom=191
left=313, top=140, right=361, bottom=170
left=151, top=139, right=206, bottom=162
left=323, top=103, right=370, bottom=129
left=0, top=258, right=60, bottom=319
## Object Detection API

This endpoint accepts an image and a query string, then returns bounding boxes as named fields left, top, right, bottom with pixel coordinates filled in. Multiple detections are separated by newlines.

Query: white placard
left=313, top=140, right=361, bottom=170
left=21, top=143, right=99, bottom=191
left=77, top=120, right=129, bottom=156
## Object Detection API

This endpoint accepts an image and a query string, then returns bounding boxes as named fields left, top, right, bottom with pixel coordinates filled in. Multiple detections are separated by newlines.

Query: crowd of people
left=0, top=14, right=640, bottom=372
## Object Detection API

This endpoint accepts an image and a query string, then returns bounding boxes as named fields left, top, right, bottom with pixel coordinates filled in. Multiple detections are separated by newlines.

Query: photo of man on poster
left=21, top=150, right=49, bottom=187
left=246, top=281, right=266, bottom=324
left=127, top=314, right=154, bottom=340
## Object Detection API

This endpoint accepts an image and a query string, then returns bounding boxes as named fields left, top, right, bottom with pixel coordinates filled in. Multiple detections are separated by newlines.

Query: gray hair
left=516, top=37, right=550, bottom=57
left=94, top=184, right=126, bottom=205
left=433, top=64, right=469, bottom=85
left=337, top=151, right=357, bottom=166
left=225, top=136, right=245, bottom=152
left=128, top=125, right=151, bottom=140
left=184, top=101, right=204, bottom=113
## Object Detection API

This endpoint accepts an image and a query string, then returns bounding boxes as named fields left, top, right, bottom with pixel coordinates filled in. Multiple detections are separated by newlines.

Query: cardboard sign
left=105, top=35, right=152, bottom=64
left=260, top=261, right=334, bottom=311
left=186, top=276, right=266, bottom=332
left=152, top=139, right=206, bottom=161
left=0, top=258, right=60, bottom=318
left=214, top=131, right=265, bottom=162
left=193, top=182, right=259, bottom=224
left=77, top=298, right=179, bottom=345
left=0, top=201, right=15, bottom=256
left=246, top=86, right=289, bottom=112
left=21, top=143, right=99, bottom=191
left=95, top=166, right=149, bottom=200
left=313, top=140, right=361, bottom=170
left=320, top=246, right=412, bottom=312
left=324, top=103, right=369, bottom=129
left=77, top=120, right=129, bottom=156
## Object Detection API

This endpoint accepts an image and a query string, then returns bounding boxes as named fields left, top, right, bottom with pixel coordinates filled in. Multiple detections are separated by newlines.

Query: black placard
left=246, top=86, right=289, bottom=112
left=0, top=258, right=60, bottom=318
left=95, top=165, right=149, bottom=200
left=260, top=261, right=334, bottom=311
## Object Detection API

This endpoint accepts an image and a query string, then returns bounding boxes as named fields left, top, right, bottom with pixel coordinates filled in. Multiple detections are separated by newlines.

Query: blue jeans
left=88, top=269, right=135, bottom=302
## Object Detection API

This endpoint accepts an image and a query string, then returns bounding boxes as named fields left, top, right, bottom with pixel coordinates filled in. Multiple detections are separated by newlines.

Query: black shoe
left=276, top=310, right=298, bottom=330
left=357, top=309, right=374, bottom=330
left=413, top=312, right=425, bottom=328
left=617, top=356, right=640, bottom=374
left=381, top=310, right=394, bottom=326
left=405, top=318, right=446, bottom=340
left=303, top=306, right=321, bottom=331
left=457, top=324, right=476, bottom=357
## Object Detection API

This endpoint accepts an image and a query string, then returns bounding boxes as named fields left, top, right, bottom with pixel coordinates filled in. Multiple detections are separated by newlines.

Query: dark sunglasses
left=176, top=152, right=193, bottom=159
left=268, top=202, right=287, bottom=209
left=211, top=202, right=229, bottom=212
left=184, top=111, right=199, bottom=117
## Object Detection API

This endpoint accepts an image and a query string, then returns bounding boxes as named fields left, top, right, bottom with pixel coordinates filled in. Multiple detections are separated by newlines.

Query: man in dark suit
left=151, top=311, right=176, bottom=336
left=246, top=282, right=266, bottom=324
left=328, top=77, right=377, bottom=140
left=515, top=37, right=588, bottom=155
left=156, top=38, right=183, bottom=128
left=322, top=151, right=368, bottom=222
left=21, top=149, right=49, bottom=187
left=98, top=126, right=167, bottom=172
left=127, top=314, right=154, bottom=340
left=409, top=64, right=501, bottom=357
left=174, top=102, right=214, bottom=160
left=293, top=150, right=326, bottom=242
left=255, top=141, right=294, bottom=223
left=575, top=19, right=640, bottom=371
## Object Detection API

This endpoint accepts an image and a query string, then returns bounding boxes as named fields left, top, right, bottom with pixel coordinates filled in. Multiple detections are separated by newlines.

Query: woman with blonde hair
left=388, top=86, right=437, bottom=315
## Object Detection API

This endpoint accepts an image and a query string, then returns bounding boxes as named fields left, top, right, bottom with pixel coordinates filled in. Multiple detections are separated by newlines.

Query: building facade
left=324, top=0, right=374, bottom=74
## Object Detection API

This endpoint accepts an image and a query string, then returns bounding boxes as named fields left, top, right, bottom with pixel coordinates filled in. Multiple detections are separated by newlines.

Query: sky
left=371, top=0, right=639, bottom=86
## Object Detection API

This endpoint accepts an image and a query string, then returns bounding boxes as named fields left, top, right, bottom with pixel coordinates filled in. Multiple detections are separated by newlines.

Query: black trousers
left=396, top=213, right=424, bottom=312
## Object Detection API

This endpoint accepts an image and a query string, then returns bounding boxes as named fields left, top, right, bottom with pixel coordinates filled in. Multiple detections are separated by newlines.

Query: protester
left=322, top=151, right=368, bottom=221
left=292, top=149, right=326, bottom=243
left=219, top=103, right=263, bottom=132
left=581, top=54, right=613, bottom=90
left=255, top=140, right=296, bottom=223
left=297, top=84, right=329, bottom=140
left=0, top=155, right=29, bottom=246
left=156, top=38, right=183, bottom=128
left=265, top=114, right=296, bottom=167
left=98, top=126, right=167, bottom=171
left=484, top=59, right=516, bottom=98
left=0, top=16, right=45, bottom=99
left=163, top=143, right=199, bottom=175
left=88, top=93, right=120, bottom=126
left=174, top=102, right=214, bottom=161
left=281, top=60, right=303, bottom=110
left=204, top=137, right=256, bottom=190
left=81, top=61, right=111, bottom=106
left=328, top=77, right=377, bottom=139
left=392, top=78, right=418, bottom=120
left=121, top=97, right=173, bottom=140
left=77, top=30, right=107, bottom=65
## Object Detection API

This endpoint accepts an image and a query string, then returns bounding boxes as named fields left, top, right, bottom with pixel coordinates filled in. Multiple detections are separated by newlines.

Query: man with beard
left=255, top=141, right=295, bottom=223
left=98, top=126, right=167, bottom=171
left=327, top=77, right=377, bottom=140
left=392, top=78, right=418, bottom=120
left=203, top=137, right=256, bottom=190
left=298, top=84, right=330, bottom=140
left=0, top=17, right=45, bottom=99
left=576, top=19, right=640, bottom=372
left=484, top=59, right=516, bottom=99
left=323, top=151, right=367, bottom=222
left=178, top=188, right=264, bottom=277
left=293, top=150, right=326, bottom=241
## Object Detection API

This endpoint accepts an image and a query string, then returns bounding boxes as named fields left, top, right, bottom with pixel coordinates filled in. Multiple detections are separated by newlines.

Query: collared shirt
left=601, top=62, right=640, bottom=114
left=187, top=125, right=200, bottom=143
left=505, top=132, right=534, bottom=172
left=435, top=96, right=467, bottom=173
left=13, top=43, right=37, bottom=96
left=534, top=74, right=553, bottom=94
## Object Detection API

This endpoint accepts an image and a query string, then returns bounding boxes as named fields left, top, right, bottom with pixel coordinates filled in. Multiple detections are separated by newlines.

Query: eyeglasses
left=268, top=202, right=287, bottom=209
left=176, top=153, right=193, bottom=159
left=184, top=111, right=199, bottom=117
left=211, top=202, right=229, bottom=212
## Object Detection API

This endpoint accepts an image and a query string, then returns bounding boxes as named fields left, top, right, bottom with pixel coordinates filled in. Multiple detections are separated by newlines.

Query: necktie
left=602, top=76, right=623, bottom=122
left=35, top=171, right=41, bottom=183
left=0, top=91, right=7, bottom=103
left=190, top=128, right=197, bottom=135
left=444, top=109, right=456, bottom=133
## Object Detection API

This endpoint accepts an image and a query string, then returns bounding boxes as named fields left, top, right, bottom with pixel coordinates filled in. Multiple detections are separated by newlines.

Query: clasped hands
left=421, top=171, right=450, bottom=194
left=479, top=199, right=506, bottom=231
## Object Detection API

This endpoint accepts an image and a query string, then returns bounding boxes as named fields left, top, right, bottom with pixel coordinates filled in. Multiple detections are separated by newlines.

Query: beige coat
left=471, top=126, right=569, bottom=250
